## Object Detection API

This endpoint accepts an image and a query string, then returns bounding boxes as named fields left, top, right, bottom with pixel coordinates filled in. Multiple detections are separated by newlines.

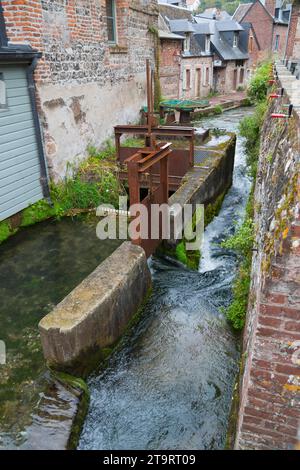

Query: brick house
left=233, top=0, right=291, bottom=68
left=195, top=16, right=249, bottom=93
left=0, top=0, right=158, bottom=195
left=158, top=3, right=214, bottom=99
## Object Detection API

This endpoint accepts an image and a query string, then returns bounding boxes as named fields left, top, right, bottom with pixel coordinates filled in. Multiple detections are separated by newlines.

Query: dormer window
left=205, top=35, right=210, bottom=54
left=233, top=32, right=238, bottom=48
left=184, top=33, right=190, bottom=53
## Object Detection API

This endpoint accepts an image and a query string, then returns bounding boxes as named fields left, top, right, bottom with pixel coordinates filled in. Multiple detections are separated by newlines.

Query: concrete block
left=39, top=242, right=151, bottom=370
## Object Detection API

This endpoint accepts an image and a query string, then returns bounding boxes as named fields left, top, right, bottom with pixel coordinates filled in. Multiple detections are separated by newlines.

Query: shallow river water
left=78, top=108, right=254, bottom=450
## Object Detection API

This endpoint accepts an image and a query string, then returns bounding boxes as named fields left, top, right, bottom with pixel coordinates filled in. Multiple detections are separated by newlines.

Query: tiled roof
left=158, top=29, right=185, bottom=40
left=216, top=20, right=244, bottom=32
left=193, top=23, right=213, bottom=35
left=169, top=19, right=195, bottom=32
left=232, top=3, right=252, bottom=23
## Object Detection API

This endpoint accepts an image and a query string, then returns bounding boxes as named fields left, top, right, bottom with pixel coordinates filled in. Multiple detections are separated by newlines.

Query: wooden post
left=127, top=160, right=140, bottom=206
left=189, top=131, right=195, bottom=167
left=115, top=132, right=121, bottom=162
left=160, top=155, right=169, bottom=204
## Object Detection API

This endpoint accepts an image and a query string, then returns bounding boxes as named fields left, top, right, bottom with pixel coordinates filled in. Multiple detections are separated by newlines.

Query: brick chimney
left=264, top=0, right=276, bottom=17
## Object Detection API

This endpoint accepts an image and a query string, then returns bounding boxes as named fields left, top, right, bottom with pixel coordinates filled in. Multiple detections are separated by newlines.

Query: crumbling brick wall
left=160, top=38, right=181, bottom=99
left=236, top=94, right=300, bottom=450
left=286, top=1, right=300, bottom=59
left=2, top=0, right=158, bottom=179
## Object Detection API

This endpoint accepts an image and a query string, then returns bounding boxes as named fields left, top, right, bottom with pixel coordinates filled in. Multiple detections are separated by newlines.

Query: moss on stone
left=50, top=370, right=90, bottom=450
left=204, top=190, right=227, bottom=227
left=0, top=220, right=13, bottom=244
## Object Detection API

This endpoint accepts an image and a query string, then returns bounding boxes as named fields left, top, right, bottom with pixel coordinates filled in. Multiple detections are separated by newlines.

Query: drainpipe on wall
left=26, top=57, right=51, bottom=201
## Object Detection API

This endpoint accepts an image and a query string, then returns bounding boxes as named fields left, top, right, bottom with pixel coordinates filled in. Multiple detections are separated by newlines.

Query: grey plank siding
left=0, top=64, right=44, bottom=221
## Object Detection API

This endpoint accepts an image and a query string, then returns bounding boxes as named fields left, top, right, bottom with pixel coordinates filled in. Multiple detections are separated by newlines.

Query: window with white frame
left=233, top=32, right=238, bottom=48
left=183, top=34, right=190, bottom=53
left=0, top=73, right=7, bottom=109
left=106, top=0, right=117, bottom=43
left=274, top=34, right=280, bottom=51
left=205, top=35, right=210, bottom=54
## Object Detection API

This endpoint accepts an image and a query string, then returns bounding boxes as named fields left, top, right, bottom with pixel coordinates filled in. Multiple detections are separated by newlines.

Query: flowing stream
left=79, top=108, right=254, bottom=450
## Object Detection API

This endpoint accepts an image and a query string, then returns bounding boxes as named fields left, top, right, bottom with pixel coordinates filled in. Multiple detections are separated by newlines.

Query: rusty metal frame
left=114, top=60, right=196, bottom=256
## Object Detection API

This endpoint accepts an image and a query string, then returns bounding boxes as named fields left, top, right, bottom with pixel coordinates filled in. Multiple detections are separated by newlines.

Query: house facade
left=233, top=0, right=291, bottom=68
left=158, top=3, right=214, bottom=99
left=195, top=16, right=249, bottom=93
left=0, top=0, right=158, bottom=186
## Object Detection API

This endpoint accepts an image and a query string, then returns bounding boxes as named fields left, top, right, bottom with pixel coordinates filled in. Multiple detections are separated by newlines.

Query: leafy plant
left=247, top=61, right=272, bottom=102
left=0, top=221, right=11, bottom=244
left=214, top=104, right=223, bottom=115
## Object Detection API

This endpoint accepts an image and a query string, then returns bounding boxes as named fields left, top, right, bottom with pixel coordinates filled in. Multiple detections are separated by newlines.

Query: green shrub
left=21, top=200, right=56, bottom=228
left=222, top=218, right=254, bottom=259
left=248, top=61, right=272, bottom=102
left=0, top=221, right=11, bottom=244
left=239, top=98, right=268, bottom=178
left=214, top=104, right=223, bottom=115
left=87, top=139, right=116, bottom=160
left=226, top=264, right=251, bottom=330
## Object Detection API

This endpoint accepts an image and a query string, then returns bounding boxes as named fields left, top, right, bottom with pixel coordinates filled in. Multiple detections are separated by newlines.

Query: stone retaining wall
left=235, top=68, right=300, bottom=450
left=39, top=242, right=151, bottom=372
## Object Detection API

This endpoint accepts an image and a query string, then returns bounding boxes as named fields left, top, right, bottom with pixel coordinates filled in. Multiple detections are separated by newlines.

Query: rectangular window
left=106, top=0, right=116, bottom=43
left=274, top=34, right=280, bottom=51
left=205, top=67, right=210, bottom=86
left=184, top=34, right=190, bottom=53
left=249, top=36, right=254, bottom=53
left=239, top=68, right=244, bottom=84
left=205, top=35, right=210, bottom=54
left=233, top=32, right=238, bottom=48
left=185, top=69, right=191, bottom=89
left=195, top=68, right=201, bottom=97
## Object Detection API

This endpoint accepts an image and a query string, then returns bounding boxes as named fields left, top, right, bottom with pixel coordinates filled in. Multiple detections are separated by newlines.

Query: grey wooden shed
left=0, top=4, right=49, bottom=222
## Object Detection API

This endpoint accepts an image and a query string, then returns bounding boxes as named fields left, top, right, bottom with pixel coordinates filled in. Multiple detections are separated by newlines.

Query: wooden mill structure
left=114, top=60, right=195, bottom=257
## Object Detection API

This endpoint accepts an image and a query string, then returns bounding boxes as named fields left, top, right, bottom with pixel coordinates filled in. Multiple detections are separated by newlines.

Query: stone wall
left=273, top=23, right=289, bottom=58
left=180, top=55, right=213, bottom=99
left=214, top=60, right=247, bottom=94
left=236, top=78, right=300, bottom=450
left=2, top=0, right=158, bottom=179
left=160, top=38, right=181, bottom=99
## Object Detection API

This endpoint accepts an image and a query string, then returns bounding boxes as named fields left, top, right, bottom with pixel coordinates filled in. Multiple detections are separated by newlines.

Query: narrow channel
left=78, top=107, right=254, bottom=450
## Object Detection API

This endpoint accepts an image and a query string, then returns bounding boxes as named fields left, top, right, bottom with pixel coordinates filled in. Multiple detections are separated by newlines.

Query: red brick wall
left=273, top=24, right=289, bottom=57
left=236, top=94, right=300, bottom=450
left=160, top=38, right=181, bottom=99
left=243, top=2, right=274, bottom=59
left=0, top=1, right=159, bottom=179
left=247, top=26, right=261, bottom=68
left=264, top=0, right=276, bottom=16
left=1, top=0, right=158, bottom=85
left=286, top=3, right=300, bottom=58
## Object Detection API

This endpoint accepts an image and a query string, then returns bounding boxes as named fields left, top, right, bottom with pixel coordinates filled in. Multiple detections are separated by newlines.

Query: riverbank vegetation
left=0, top=142, right=124, bottom=244
left=222, top=61, right=270, bottom=330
